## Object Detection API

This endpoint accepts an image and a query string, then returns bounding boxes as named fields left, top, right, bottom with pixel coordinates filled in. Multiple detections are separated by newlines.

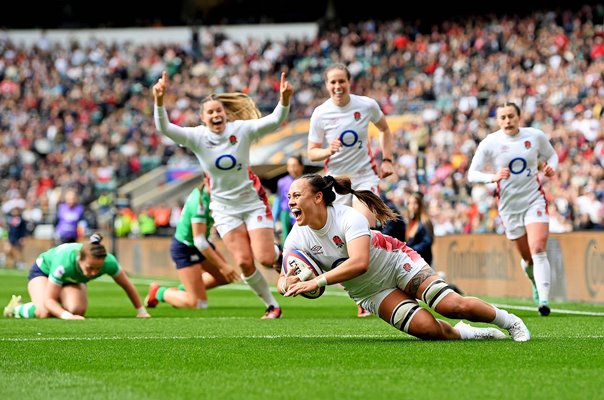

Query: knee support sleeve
left=391, top=300, right=421, bottom=333
left=422, top=279, right=454, bottom=308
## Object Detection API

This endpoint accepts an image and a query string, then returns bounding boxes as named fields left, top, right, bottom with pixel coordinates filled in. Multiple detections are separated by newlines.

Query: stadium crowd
left=0, top=4, right=602, bottom=247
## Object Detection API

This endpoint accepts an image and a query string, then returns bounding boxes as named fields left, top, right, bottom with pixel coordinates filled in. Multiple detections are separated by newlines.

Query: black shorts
left=169, top=237, right=214, bottom=270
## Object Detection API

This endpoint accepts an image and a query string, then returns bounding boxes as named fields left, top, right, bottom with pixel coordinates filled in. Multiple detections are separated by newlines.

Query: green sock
left=157, top=287, right=167, bottom=302
left=178, top=284, right=185, bottom=291
left=15, top=302, right=36, bottom=318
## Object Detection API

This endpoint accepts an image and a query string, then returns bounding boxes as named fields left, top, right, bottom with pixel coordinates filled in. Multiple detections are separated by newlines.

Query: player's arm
left=112, top=270, right=150, bottom=318
left=192, top=221, right=239, bottom=283
left=307, top=140, right=341, bottom=161
left=318, top=235, right=370, bottom=284
left=539, top=135, right=558, bottom=177
left=467, top=142, right=503, bottom=183
left=307, top=111, right=341, bottom=161
left=284, top=235, right=370, bottom=297
left=374, top=116, right=394, bottom=178
left=248, top=72, right=293, bottom=137
left=43, top=281, right=85, bottom=320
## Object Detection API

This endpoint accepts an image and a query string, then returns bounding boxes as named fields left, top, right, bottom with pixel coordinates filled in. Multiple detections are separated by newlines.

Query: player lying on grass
left=279, top=174, right=531, bottom=341
left=3, top=233, right=150, bottom=320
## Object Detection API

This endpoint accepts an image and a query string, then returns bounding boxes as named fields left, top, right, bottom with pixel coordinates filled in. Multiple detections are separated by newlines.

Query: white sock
left=532, top=252, right=551, bottom=304
left=242, top=269, right=279, bottom=308
left=455, top=322, right=475, bottom=339
left=490, top=306, right=514, bottom=329
left=196, top=299, right=208, bottom=309
left=520, top=259, right=536, bottom=286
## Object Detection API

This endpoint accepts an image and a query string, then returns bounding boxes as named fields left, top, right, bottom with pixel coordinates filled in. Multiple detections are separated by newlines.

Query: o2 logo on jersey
left=339, top=130, right=359, bottom=147
left=215, top=154, right=242, bottom=171
left=508, top=157, right=532, bottom=176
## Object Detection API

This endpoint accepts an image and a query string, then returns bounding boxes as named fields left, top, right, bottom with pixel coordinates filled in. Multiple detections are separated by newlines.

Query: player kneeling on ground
left=4, top=233, right=150, bottom=320
left=279, top=175, right=530, bottom=342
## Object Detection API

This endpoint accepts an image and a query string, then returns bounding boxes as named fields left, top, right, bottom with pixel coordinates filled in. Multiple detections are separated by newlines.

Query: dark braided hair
left=301, top=174, right=398, bottom=225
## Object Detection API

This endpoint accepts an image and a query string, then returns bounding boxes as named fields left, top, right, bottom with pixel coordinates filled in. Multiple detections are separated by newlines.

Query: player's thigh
left=376, top=289, right=441, bottom=334
left=500, top=211, right=526, bottom=240
left=222, top=224, right=254, bottom=267
left=28, top=276, right=49, bottom=312
left=177, top=263, right=206, bottom=298
left=248, top=227, right=277, bottom=266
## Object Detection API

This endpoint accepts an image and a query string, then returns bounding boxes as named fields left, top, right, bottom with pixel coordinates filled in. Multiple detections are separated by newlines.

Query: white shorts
left=212, top=201, right=274, bottom=237
left=353, top=258, right=427, bottom=315
left=333, top=171, right=380, bottom=206
left=501, top=198, right=550, bottom=240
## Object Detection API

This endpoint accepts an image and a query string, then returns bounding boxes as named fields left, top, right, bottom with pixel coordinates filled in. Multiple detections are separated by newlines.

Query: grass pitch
left=0, top=268, right=602, bottom=400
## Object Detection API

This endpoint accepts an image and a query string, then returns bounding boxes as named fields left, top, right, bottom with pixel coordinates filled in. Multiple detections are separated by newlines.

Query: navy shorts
left=170, top=237, right=214, bottom=270
left=27, top=262, right=48, bottom=281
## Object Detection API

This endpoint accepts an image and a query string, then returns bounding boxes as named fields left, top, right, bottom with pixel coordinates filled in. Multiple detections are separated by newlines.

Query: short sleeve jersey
left=468, top=127, right=556, bottom=214
left=37, top=243, right=121, bottom=285
left=175, top=187, right=213, bottom=245
left=308, top=94, right=383, bottom=176
left=284, top=204, right=423, bottom=300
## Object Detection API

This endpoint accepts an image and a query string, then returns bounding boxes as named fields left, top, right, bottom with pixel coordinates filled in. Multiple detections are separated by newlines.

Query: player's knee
left=436, top=297, right=471, bottom=319
left=257, top=252, right=276, bottom=268
left=182, top=296, right=198, bottom=308
left=407, top=314, right=446, bottom=340
left=67, top=305, right=87, bottom=316
left=237, top=258, right=256, bottom=275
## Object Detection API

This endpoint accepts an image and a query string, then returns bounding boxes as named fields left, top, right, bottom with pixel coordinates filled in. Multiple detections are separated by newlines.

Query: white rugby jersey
left=284, top=204, right=424, bottom=300
left=468, top=127, right=558, bottom=214
left=155, top=103, right=289, bottom=208
left=308, top=94, right=383, bottom=177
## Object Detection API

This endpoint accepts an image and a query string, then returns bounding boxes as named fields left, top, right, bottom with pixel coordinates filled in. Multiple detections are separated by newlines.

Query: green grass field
left=1, top=268, right=603, bottom=400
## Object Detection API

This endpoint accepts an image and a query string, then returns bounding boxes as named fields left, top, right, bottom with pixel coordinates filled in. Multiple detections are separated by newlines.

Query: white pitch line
left=2, top=333, right=603, bottom=343
left=491, top=303, right=604, bottom=317
left=0, top=334, right=395, bottom=342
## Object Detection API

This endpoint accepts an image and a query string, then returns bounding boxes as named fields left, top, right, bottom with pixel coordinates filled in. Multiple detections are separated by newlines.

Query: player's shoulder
left=312, top=98, right=334, bottom=114
left=350, top=94, right=378, bottom=107
left=481, top=129, right=504, bottom=143
left=520, top=126, right=546, bottom=137
left=332, top=203, right=365, bottom=220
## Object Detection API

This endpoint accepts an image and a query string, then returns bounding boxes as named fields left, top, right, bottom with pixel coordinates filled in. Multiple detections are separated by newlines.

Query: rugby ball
left=282, top=249, right=325, bottom=299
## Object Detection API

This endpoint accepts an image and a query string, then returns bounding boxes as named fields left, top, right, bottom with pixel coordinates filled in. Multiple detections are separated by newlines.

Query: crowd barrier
left=3, top=231, right=602, bottom=303
left=432, top=232, right=604, bottom=304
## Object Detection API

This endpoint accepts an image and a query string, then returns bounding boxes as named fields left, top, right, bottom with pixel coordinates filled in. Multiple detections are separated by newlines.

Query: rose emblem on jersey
left=403, top=263, right=411, bottom=271
left=537, top=210, right=542, bottom=217
left=354, top=111, right=361, bottom=121
left=332, top=235, right=344, bottom=248
left=229, top=135, right=237, bottom=145
left=524, top=140, right=532, bottom=149
left=257, top=215, right=263, bottom=222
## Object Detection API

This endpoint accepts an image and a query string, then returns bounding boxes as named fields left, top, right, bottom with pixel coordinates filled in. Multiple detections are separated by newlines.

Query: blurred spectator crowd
left=0, top=3, right=602, bottom=246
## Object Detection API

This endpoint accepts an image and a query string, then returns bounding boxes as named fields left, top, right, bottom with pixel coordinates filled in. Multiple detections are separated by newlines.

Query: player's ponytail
left=302, top=174, right=398, bottom=225
left=81, top=232, right=108, bottom=259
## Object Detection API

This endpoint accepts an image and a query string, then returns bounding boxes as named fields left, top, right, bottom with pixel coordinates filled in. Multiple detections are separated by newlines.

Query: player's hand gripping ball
left=282, top=249, right=325, bottom=299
